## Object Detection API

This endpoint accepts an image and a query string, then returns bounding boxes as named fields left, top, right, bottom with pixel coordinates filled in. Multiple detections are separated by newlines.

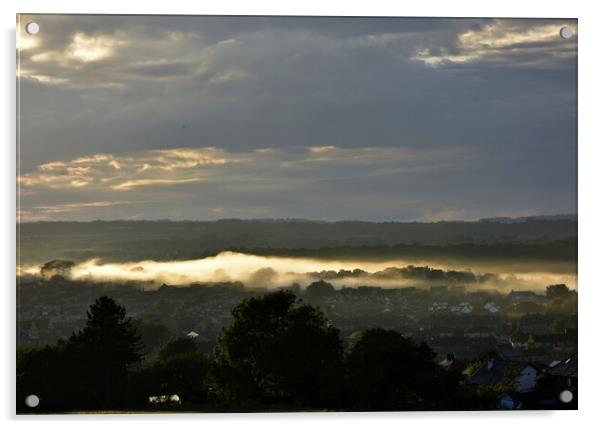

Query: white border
left=3, top=1, right=602, bottom=428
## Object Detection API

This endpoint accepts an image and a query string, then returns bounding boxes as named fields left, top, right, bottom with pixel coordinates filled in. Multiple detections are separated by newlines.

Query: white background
left=2, top=0, right=601, bottom=427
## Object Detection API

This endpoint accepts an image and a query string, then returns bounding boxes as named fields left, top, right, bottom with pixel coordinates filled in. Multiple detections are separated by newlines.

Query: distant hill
left=17, top=218, right=577, bottom=264
left=478, top=214, right=577, bottom=223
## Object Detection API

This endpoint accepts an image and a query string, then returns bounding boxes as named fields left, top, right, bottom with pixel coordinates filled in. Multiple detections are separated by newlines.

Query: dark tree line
left=17, top=291, right=472, bottom=413
left=17, top=296, right=143, bottom=411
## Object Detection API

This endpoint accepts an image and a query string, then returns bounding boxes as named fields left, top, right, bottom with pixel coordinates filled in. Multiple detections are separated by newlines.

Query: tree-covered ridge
left=18, top=219, right=576, bottom=264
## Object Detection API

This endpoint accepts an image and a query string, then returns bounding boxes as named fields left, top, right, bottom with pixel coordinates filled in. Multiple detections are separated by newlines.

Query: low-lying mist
left=18, top=251, right=577, bottom=291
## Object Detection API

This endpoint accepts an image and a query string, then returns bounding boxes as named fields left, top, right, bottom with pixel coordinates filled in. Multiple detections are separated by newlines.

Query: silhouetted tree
left=69, top=296, right=144, bottom=408
left=133, top=319, right=172, bottom=356
left=17, top=296, right=143, bottom=411
left=305, top=280, right=335, bottom=302
left=546, top=284, right=571, bottom=300
left=346, top=328, right=460, bottom=410
left=158, top=336, right=198, bottom=360
left=212, top=290, right=344, bottom=407
left=40, top=259, right=75, bottom=279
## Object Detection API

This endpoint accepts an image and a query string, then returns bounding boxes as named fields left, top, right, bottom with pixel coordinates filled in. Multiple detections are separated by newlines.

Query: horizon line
left=16, top=213, right=578, bottom=224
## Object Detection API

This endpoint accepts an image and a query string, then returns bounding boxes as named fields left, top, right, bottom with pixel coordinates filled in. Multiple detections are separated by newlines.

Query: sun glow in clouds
left=67, top=33, right=121, bottom=63
left=414, top=21, right=577, bottom=67
left=17, top=34, right=39, bottom=51
left=111, top=177, right=203, bottom=191
left=18, top=147, right=236, bottom=193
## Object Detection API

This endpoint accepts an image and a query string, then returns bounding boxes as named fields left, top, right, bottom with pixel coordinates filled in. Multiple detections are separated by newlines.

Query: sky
left=17, top=15, right=577, bottom=222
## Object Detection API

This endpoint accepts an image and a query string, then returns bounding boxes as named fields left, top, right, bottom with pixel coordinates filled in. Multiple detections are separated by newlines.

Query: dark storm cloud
left=17, top=16, right=577, bottom=221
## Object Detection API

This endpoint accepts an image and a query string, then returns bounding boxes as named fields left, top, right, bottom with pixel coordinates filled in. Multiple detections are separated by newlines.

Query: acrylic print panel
left=16, top=15, right=577, bottom=413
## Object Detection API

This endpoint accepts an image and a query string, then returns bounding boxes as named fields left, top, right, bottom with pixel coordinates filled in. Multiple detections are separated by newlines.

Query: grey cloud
left=122, top=61, right=196, bottom=78
left=17, top=16, right=577, bottom=221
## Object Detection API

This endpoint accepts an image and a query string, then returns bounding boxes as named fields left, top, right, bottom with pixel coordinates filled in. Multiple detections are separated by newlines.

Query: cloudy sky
left=17, top=15, right=577, bottom=222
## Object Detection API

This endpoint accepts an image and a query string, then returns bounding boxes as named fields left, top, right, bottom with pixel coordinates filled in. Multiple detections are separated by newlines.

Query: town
left=17, top=273, right=577, bottom=410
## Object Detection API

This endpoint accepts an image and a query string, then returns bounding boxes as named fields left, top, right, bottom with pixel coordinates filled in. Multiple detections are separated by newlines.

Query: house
left=508, top=290, right=541, bottom=303
left=467, top=357, right=507, bottom=388
left=484, top=302, right=500, bottom=313
left=429, top=302, right=449, bottom=312
left=516, top=363, right=541, bottom=391
left=499, top=391, right=557, bottom=410
left=450, top=302, right=473, bottom=314
left=467, top=356, right=540, bottom=392
left=547, top=353, right=577, bottom=389
left=499, top=392, right=527, bottom=410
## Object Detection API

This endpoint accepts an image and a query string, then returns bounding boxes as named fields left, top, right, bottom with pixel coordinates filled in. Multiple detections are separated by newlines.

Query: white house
left=516, top=364, right=540, bottom=391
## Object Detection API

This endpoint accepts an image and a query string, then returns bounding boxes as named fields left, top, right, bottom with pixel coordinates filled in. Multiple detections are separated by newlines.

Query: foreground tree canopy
left=212, top=290, right=344, bottom=407
left=347, top=328, right=462, bottom=410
